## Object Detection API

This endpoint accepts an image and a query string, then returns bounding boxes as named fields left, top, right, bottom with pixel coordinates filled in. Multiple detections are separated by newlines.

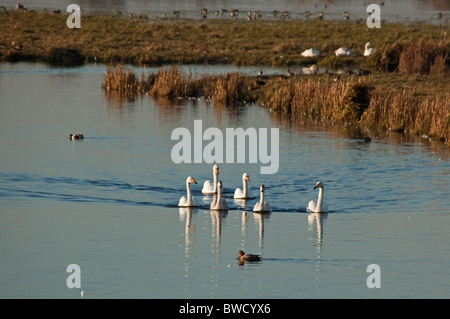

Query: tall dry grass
left=150, top=66, right=190, bottom=98
left=102, top=64, right=138, bottom=93
left=380, top=38, right=450, bottom=75
left=266, top=77, right=449, bottom=145
left=360, top=88, right=417, bottom=132
left=103, top=64, right=248, bottom=105
left=267, top=79, right=371, bottom=125
left=212, top=73, right=245, bottom=105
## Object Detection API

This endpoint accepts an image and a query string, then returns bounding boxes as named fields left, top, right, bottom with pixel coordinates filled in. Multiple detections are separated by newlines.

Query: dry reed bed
left=379, top=38, right=450, bottom=75
left=102, top=65, right=449, bottom=147
left=102, top=65, right=249, bottom=104
left=266, top=78, right=449, bottom=146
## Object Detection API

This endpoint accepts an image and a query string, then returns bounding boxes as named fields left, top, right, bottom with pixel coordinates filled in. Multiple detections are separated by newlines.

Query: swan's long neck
left=259, top=190, right=265, bottom=205
left=242, top=177, right=248, bottom=196
left=216, top=183, right=222, bottom=201
left=213, top=170, right=218, bottom=193
left=186, top=180, right=192, bottom=200
left=316, top=187, right=323, bottom=212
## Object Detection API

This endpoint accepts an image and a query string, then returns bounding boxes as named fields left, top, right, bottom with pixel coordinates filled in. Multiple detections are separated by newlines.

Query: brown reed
left=102, top=64, right=138, bottom=93
left=212, top=72, right=246, bottom=105
left=380, top=38, right=450, bottom=75
left=102, top=65, right=449, bottom=146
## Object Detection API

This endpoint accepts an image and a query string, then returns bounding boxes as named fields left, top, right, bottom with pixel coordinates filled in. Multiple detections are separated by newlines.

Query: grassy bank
left=1, top=10, right=449, bottom=70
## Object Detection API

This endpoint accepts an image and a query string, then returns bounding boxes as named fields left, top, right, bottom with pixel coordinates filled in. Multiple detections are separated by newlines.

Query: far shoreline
left=1, top=9, right=449, bottom=149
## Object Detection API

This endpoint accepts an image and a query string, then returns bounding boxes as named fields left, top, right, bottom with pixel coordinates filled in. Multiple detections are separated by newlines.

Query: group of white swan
left=301, top=42, right=374, bottom=58
left=178, top=164, right=328, bottom=213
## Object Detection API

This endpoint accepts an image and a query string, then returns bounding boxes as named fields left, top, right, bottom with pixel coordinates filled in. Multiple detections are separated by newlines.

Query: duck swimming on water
left=237, top=250, right=261, bottom=262
left=68, top=134, right=84, bottom=140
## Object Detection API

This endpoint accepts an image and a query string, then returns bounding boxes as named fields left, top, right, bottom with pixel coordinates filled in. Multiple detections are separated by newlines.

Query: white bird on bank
left=335, top=47, right=353, bottom=57
left=210, top=181, right=228, bottom=211
left=253, top=184, right=271, bottom=213
left=178, top=176, right=199, bottom=207
left=306, top=181, right=329, bottom=213
left=301, top=48, right=320, bottom=57
left=202, top=164, right=219, bottom=194
left=234, top=173, right=251, bottom=199
left=364, top=42, right=374, bottom=56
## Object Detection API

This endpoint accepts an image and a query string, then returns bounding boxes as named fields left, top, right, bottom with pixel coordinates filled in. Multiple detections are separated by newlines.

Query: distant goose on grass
left=306, top=181, right=329, bottom=213
left=178, top=176, right=199, bottom=207
left=301, top=48, right=320, bottom=57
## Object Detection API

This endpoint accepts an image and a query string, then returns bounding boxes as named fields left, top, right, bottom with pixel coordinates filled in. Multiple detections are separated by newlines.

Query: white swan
left=253, top=184, right=271, bottom=213
left=178, top=176, right=199, bottom=207
left=364, top=42, right=374, bottom=56
left=301, top=48, right=320, bottom=57
left=202, top=164, right=219, bottom=194
left=234, top=173, right=250, bottom=199
left=306, top=181, right=329, bottom=213
left=335, top=47, right=353, bottom=57
left=210, top=181, right=228, bottom=211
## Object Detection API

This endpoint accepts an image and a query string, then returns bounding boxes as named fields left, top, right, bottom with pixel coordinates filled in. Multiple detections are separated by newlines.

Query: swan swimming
left=202, top=164, right=219, bottom=194
left=178, top=176, right=199, bottom=207
left=335, top=47, right=353, bottom=57
left=306, top=181, right=329, bottom=213
left=364, top=42, right=374, bottom=56
left=301, top=48, right=320, bottom=57
left=234, top=173, right=251, bottom=199
left=210, top=181, right=228, bottom=211
left=253, top=184, right=272, bottom=213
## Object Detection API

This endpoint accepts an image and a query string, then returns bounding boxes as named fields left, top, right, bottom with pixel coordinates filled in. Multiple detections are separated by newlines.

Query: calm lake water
left=0, top=62, right=449, bottom=299
left=2, top=0, right=449, bottom=23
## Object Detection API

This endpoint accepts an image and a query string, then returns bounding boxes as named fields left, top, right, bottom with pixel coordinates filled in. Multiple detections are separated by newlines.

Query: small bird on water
left=237, top=250, right=261, bottom=262
left=68, top=134, right=84, bottom=140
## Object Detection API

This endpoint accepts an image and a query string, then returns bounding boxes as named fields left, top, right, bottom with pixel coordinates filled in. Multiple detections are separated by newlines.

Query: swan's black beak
left=192, top=178, right=197, bottom=184
left=313, top=185, right=318, bottom=190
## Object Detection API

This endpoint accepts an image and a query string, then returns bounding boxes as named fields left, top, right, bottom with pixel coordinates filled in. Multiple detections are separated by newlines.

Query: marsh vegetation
left=1, top=10, right=449, bottom=146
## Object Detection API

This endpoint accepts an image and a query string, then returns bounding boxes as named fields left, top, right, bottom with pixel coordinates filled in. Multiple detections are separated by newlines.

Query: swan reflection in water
left=179, top=207, right=197, bottom=254
left=307, top=212, right=328, bottom=251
